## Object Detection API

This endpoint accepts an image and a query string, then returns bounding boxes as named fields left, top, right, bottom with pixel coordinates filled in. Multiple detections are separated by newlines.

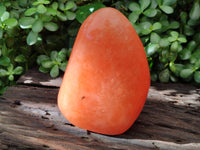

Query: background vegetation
left=0, top=0, right=200, bottom=94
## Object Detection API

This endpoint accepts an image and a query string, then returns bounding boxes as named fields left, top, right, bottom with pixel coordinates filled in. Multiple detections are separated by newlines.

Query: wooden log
left=1, top=69, right=200, bottom=149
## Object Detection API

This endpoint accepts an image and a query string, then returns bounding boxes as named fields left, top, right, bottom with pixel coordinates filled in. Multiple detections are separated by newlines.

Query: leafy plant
left=127, top=0, right=200, bottom=84
left=0, top=0, right=200, bottom=94
left=19, top=0, right=77, bottom=45
left=0, top=0, right=78, bottom=93
left=37, top=48, right=70, bottom=78
left=76, top=2, right=105, bottom=23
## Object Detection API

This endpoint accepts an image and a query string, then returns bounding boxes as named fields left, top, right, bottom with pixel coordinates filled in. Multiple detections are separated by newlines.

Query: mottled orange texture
left=58, top=7, right=150, bottom=135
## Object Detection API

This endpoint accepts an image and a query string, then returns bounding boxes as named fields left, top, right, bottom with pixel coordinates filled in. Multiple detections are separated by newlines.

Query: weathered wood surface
left=1, top=69, right=200, bottom=150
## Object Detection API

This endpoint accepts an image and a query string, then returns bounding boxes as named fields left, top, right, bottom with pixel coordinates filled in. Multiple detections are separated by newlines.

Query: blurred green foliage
left=0, top=0, right=200, bottom=94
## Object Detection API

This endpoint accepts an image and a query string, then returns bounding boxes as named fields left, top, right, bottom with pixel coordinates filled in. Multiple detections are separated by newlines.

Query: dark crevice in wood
left=18, top=82, right=60, bottom=89
left=64, top=123, right=75, bottom=127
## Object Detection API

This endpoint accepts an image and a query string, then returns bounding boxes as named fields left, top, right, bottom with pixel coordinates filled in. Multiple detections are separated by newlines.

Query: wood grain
left=1, top=69, right=200, bottom=149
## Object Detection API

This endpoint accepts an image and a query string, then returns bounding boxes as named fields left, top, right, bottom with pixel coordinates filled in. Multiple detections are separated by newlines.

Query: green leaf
left=133, top=24, right=142, bottom=34
left=128, top=12, right=139, bottom=24
left=1, top=44, right=8, bottom=56
left=139, top=0, right=150, bottom=11
left=0, top=6, right=6, bottom=17
left=57, top=49, right=67, bottom=62
left=141, top=28, right=151, bottom=35
left=187, top=41, right=197, bottom=52
left=143, top=8, right=157, bottom=17
left=180, top=12, right=187, bottom=24
left=32, top=19, right=43, bottom=33
left=33, top=0, right=50, bottom=5
left=1, top=11, right=9, bottom=22
left=57, top=12, right=67, bottom=21
left=194, top=60, right=200, bottom=69
left=32, top=2, right=39, bottom=6
left=170, top=41, right=179, bottom=52
left=37, top=55, right=49, bottom=65
left=61, top=48, right=68, bottom=54
left=178, top=37, right=187, bottom=43
left=184, top=25, right=194, bottom=36
left=140, top=21, right=152, bottom=29
left=59, top=61, right=67, bottom=72
left=43, top=0, right=50, bottom=5
left=160, top=5, right=174, bottom=14
left=4, top=2, right=10, bottom=7
left=156, top=0, right=162, bottom=6
left=170, top=74, right=178, bottom=82
left=59, top=2, right=65, bottom=11
left=159, top=38, right=170, bottom=47
left=76, top=3, right=105, bottom=23
left=168, top=36, right=177, bottom=42
left=169, top=63, right=185, bottom=77
left=27, top=31, right=38, bottom=45
left=194, top=71, right=200, bottom=83
left=150, top=0, right=158, bottom=8
left=179, top=49, right=191, bottom=60
left=50, top=51, right=58, bottom=61
left=25, top=8, right=37, bottom=16
left=145, top=43, right=159, bottom=56
left=41, top=15, right=53, bottom=22
left=37, top=4, right=47, bottom=14
left=150, top=32, right=160, bottom=44
left=188, top=18, right=199, bottom=26
left=15, top=55, right=26, bottom=63
left=3, top=18, right=18, bottom=28
left=0, top=56, right=10, bottom=66
left=42, top=60, right=53, bottom=68
left=180, top=69, right=194, bottom=79
left=163, top=0, right=176, bottom=5
left=159, top=68, right=170, bottom=83
left=170, top=31, right=179, bottom=38
left=39, top=66, right=50, bottom=73
left=160, top=20, right=169, bottom=32
left=128, top=2, right=141, bottom=11
left=66, top=11, right=76, bottom=20
left=65, top=1, right=75, bottom=10
left=13, top=66, right=23, bottom=75
left=190, top=49, right=200, bottom=64
left=8, top=74, right=14, bottom=81
left=52, top=2, right=58, bottom=10
left=50, top=65, right=59, bottom=78
left=46, top=8, right=57, bottom=16
left=189, top=1, right=200, bottom=20
left=19, top=17, right=35, bottom=29
left=169, top=21, right=180, bottom=29
left=152, top=22, right=162, bottom=30
left=7, top=64, right=14, bottom=72
left=44, top=22, right=58, bottom=31
left=0, top=69, right=7, bottom=77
